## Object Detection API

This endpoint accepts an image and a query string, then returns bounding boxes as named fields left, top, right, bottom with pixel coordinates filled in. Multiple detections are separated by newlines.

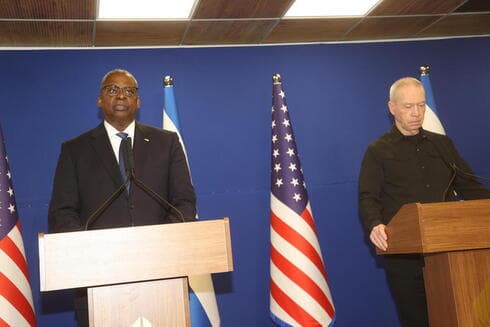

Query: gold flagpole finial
left=420, top=65, right=430, bottom=76
left=272, top=73, right=282, bottom=84
left=163, top=75, right=174, bottom=87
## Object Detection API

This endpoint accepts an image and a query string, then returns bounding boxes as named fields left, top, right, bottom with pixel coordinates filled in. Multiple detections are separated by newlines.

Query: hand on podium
left=370, top=224, right=388, bottom=251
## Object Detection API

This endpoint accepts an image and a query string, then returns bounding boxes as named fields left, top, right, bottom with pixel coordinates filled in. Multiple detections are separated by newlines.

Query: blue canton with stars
left=271, top=81, right=309, bottom=214
left=0, top=125, right=18, bottom=239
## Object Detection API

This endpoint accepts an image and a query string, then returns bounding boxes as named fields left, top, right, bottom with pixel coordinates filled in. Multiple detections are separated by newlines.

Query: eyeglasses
left=101, top=85, right=138, bottom=97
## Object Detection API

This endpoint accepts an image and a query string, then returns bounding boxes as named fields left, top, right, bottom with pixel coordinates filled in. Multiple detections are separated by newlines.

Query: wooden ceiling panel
left=369, top=0, right=464, bottom=16
left=345, top=16, right=440, bottom=40
left=95, top=21, right=188, bottom=46
left=0, top=0, right=95, bottom=19
left=455, top=0, right=490, bottom=12
left=418, top=13, right=490, bottom=37
left=265, top=18, right=359, bottom=43
left=0, top=21, right=93, bottom=46
left=0, top=0, right=487, bottom=47
left=192, top=0, right=294, bottom=18
left=184, top=20, right=276, bottom=44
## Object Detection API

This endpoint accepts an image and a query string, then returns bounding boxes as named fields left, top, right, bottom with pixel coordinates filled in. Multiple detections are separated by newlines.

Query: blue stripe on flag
left=420, top=74, right=439, bottom=115
left=163, top=79, right=220, bottom=327
left=270, top=312, right=293, bottom=327
left=164, top=85, right=182, bottom=130
left=190, top=291, right=212, bottom=327
left=420, top=70, right=446, bottom=135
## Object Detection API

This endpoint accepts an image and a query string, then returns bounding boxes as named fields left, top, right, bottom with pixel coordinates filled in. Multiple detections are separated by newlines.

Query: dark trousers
left=74, top=289, right=89, bottom=327
left=383, top=254, right=429, bottom=327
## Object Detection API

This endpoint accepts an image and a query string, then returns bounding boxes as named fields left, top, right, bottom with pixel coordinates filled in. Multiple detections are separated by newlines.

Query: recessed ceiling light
left=98, top=0, right=196, bottom=19
left=285, top=0, right=380, bottom=17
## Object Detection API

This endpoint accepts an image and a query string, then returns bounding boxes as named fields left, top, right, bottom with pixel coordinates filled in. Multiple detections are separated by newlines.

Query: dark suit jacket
left=48, top=122, right=196, bottom=232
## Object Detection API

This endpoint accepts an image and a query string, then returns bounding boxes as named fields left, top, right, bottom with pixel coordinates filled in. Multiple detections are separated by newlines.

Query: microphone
left=85, top=135, right=187, bottom=230
left=122, top=137, right=186, bottom=223
left=428, top=138, right=458, bottom=201
left=428, top=134, right=490, bottom=201
left=85, top=137, right=134, bottom=230
left=442, top=163, right=457, bottom=201
left=441, top=162, right=490, bottom=201
left=452, top=164, right=490, bottom=182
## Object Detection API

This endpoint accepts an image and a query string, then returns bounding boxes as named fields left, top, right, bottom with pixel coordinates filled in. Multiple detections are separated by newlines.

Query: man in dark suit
left=48, top=69, right=196, bottom=326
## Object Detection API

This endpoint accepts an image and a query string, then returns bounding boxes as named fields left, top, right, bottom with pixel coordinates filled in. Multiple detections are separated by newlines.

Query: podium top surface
left=39, top=218, right=233, bottom=291
left=377, top=199, right=490, bottom=255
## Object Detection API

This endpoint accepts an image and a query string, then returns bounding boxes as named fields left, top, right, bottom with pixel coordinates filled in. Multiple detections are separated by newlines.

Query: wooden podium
left=39, top=218, right=233, bottom=327
left=378, top=199, right=490, bottom=327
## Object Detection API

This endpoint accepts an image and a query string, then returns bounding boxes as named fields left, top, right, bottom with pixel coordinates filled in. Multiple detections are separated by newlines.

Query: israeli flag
left=420, top=68, right=446, bottom=135
left=163, top=77, right=221, bottom=327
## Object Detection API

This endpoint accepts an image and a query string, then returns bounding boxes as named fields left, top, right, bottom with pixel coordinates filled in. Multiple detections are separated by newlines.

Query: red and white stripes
left=0, top=222, right=36, bottom=327
left=270, top=195, right=335, bottom=326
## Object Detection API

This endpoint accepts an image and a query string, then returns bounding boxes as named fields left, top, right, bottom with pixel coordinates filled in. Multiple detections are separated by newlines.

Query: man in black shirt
left=359, top=77, right=490, bottom=327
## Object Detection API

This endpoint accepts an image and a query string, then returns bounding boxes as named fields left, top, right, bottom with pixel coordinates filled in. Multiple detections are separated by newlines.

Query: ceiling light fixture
left=98, top=0, right=196, bottom=19
left=285, top=0, right=380, bottom=17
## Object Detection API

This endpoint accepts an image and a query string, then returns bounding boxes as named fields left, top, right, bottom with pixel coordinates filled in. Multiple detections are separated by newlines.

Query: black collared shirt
left=359, top=126, right=490, bottom=233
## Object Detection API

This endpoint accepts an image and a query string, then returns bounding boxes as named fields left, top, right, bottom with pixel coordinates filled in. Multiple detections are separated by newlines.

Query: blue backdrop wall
left=1, top=36, right=489, bottom=326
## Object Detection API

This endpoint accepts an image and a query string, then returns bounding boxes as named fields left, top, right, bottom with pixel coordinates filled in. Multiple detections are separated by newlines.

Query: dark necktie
left=116, top=132, right=130, bottom=193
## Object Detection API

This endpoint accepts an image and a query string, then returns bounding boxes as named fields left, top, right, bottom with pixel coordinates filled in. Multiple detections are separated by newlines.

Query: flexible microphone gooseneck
left=123, top=137, right=185, bottom=223
left=428, top=139, right=459, bottom=201
left=85, top=137, right=186, bottom=230
left=452, top=164, right=490, bottom=182
left=430, top=138, right=490, bottom=201
left=84, top=179, right=129, bottom=230
left=84, top=137, right=134, bottom=230
left=442, top=163, right=457, bottom=201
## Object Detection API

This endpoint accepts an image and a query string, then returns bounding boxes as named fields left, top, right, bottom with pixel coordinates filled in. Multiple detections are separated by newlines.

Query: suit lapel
left=134, top=122, right=150, bottom=179
left=89, top=123, right=124, bottom=187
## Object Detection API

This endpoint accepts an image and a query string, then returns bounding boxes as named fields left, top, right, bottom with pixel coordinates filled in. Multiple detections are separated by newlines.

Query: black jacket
left=359, top=126, right=490, bottom=233
left=49, top=122, right=196, bottom=232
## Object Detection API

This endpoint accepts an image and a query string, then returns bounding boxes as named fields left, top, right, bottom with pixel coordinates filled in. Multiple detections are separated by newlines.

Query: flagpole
left=420, top=64, right=430, bottom=76
left=273, top=73, right=281, bottom=84
left=164, top=75, right=174, bottom=87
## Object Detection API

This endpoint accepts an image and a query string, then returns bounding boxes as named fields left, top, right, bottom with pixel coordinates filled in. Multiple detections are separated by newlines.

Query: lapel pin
left=144, top=138, right=150, bottom=142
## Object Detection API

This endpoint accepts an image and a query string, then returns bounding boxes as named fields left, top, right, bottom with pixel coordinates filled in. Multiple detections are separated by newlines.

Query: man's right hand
left=370, top=224, right=388, bottom=251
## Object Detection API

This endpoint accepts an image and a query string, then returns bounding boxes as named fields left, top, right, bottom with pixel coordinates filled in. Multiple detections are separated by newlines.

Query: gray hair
left=100, top=69, right=139, bottom=89
left=389, top=77, right=424, bottom=101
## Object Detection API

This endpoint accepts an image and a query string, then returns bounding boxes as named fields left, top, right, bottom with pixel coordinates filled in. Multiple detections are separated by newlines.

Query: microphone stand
left=128, top=170, right=186, bottom=223
left=84, top=179, right=128, bottom=230
left=84, top=137, right=186, bottom=230
left=124, top=137, right=186, bottom=223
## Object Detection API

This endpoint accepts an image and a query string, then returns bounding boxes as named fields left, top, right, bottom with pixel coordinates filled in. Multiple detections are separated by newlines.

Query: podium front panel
left=87, top=278, right=190, bottom=327
left=39, top=219, right=233, bottom=291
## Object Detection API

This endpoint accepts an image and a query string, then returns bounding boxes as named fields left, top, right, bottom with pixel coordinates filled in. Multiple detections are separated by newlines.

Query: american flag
left=0, top=125, right=36, bottom=327
left=269, top=74, right=335, bottom=326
